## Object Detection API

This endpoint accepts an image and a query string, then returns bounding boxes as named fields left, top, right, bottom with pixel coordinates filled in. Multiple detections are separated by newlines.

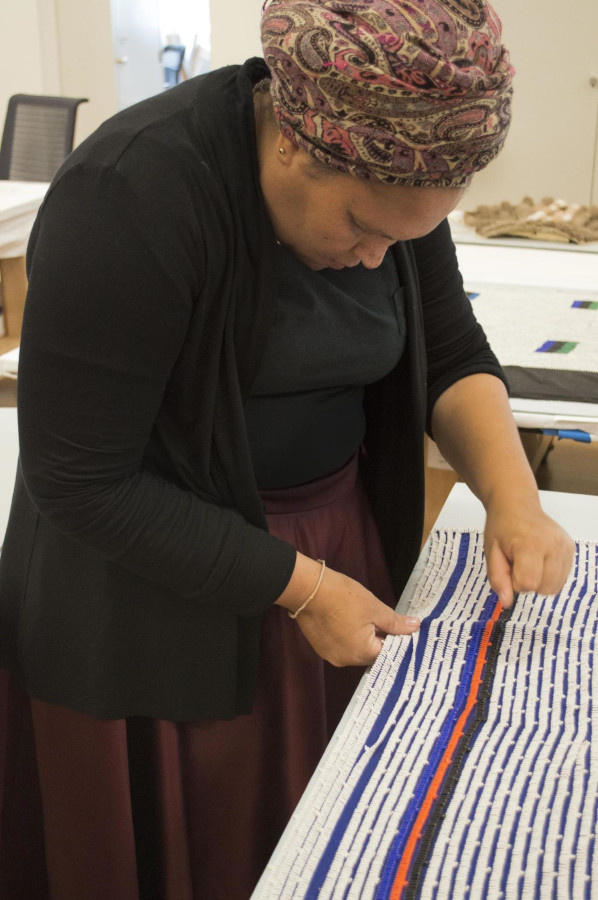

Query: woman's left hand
left=430, top=374, right=576, bottom=610
left=483, top=499, right=575, bottom=608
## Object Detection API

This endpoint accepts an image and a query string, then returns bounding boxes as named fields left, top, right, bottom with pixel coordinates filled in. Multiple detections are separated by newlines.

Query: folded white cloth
left=0, top=347, right=19, bottom=378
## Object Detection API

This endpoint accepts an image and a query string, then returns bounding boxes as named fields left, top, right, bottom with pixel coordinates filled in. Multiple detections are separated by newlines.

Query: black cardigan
left=0, top=60, right=506, bottom=721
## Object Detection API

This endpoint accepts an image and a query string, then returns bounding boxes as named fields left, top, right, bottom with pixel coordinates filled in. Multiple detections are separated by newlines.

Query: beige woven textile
left=464, top=196, right=598, bottom=243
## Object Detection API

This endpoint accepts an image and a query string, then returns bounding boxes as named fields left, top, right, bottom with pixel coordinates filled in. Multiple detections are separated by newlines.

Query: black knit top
left=246, top=247, right=406, bottom=488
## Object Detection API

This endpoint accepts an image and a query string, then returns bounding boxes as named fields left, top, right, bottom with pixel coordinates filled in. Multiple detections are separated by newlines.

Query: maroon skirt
left=0, top=454, right=395, bottom=900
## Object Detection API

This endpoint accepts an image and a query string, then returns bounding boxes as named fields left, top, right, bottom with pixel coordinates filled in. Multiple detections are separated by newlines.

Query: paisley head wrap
left=260, top=0, right=514, bottom=186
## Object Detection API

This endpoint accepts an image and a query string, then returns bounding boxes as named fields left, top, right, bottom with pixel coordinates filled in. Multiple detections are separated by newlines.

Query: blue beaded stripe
left=303, top=642, right=415, bottom=898
left=495, top=620, right=556, bottom=896
left=349, top=619, right=469, bottom=897
left=548, top=574, right=589, bottom=894
left=304, top=532, right=473, bottom=898
left=581, top=545, right=597, bottom=900
left=373, top=598, right=500, bottom=897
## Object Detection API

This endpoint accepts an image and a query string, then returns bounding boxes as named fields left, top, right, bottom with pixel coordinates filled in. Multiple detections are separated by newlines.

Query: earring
left=278, top=147, right=286, bottom=155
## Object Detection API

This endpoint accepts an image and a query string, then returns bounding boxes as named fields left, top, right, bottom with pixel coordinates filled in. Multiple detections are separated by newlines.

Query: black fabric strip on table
left=504, top=367, right=598, bottom=404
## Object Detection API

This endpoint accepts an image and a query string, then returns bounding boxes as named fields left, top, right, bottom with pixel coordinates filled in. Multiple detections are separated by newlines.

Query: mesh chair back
left=0, top=94, right=88, bottom=182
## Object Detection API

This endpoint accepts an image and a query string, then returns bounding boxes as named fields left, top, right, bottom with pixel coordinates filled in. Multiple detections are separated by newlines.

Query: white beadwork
left=255, top=531, right=597, bottom=900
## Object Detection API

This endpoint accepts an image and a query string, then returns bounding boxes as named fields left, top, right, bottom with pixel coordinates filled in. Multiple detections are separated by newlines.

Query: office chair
left=162, top=45, right=186, bottom=88
left=0, top=94, right=88, bottom=182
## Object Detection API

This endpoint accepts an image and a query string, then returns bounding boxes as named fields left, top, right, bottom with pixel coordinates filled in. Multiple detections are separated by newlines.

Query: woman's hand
left=275, top=554, right=420, bottom=667
left=430, top=374, right=576, bottom=610
left=484, top=499, right=575, bottom=608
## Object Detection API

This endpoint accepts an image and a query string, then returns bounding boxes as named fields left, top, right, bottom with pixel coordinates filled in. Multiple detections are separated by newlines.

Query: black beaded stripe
left=401, top=602, right=515, bottom=900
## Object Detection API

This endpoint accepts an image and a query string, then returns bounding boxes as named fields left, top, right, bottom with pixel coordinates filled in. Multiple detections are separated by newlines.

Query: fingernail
left=405, top=617, right=420, bottom=627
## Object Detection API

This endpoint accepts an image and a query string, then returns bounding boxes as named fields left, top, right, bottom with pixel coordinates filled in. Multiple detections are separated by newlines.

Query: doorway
left=111, top=0, right=211, bottom=112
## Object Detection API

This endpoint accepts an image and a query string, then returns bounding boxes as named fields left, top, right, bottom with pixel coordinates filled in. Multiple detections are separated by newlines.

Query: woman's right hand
left=275, top=553, right=420, bottom=667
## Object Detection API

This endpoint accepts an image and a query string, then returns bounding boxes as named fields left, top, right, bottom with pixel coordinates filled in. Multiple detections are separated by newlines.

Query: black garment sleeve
left=17, top=163, right=296, bottom=616
left=410, top=218, right=508, bottom=435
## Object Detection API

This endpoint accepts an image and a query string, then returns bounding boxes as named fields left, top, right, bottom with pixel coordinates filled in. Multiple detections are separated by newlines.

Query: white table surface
left=252, top=481, right=598, bottom=898
left=433, top=481, right=598, bottom=538
left=450, top=211, right=598, bottom=289
left=449, top=218, right=598, bottom=437
left=507, top=396, right=598, bottom=435
left=0, top=180, right=49, bottom=258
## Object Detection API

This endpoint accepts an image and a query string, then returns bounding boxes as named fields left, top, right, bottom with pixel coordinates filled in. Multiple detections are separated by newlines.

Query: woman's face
left=260, top=143, right=465, bottom=271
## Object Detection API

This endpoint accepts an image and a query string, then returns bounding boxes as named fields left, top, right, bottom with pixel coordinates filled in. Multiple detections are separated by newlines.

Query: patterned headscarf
left=261, top=0, right=514, bottom=186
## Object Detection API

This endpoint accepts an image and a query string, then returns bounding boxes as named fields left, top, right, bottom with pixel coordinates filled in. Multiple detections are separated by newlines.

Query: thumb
left=486, top=541, right=514, bottom=608
left=374, top=601, right=420, bottom=637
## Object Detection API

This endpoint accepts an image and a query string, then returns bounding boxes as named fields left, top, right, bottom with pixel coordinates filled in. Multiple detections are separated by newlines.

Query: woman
left=0, top=1, right=573, bottom=898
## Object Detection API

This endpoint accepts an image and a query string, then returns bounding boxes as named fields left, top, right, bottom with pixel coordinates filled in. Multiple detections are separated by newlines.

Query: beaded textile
left=257, top=529, right=598, bottom=899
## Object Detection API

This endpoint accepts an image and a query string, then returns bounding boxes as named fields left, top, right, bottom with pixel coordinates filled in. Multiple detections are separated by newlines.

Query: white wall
left=461, top=0, right=598, bottom=209
left=0, top=0, right=116, bottom=145
left=208, top=0, right=261, bottom=70
left=54, top=0, right=117, bottom=141
left=0, top=0, right=56, bottom=130
left=37, top=0, right=62, bottom=96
